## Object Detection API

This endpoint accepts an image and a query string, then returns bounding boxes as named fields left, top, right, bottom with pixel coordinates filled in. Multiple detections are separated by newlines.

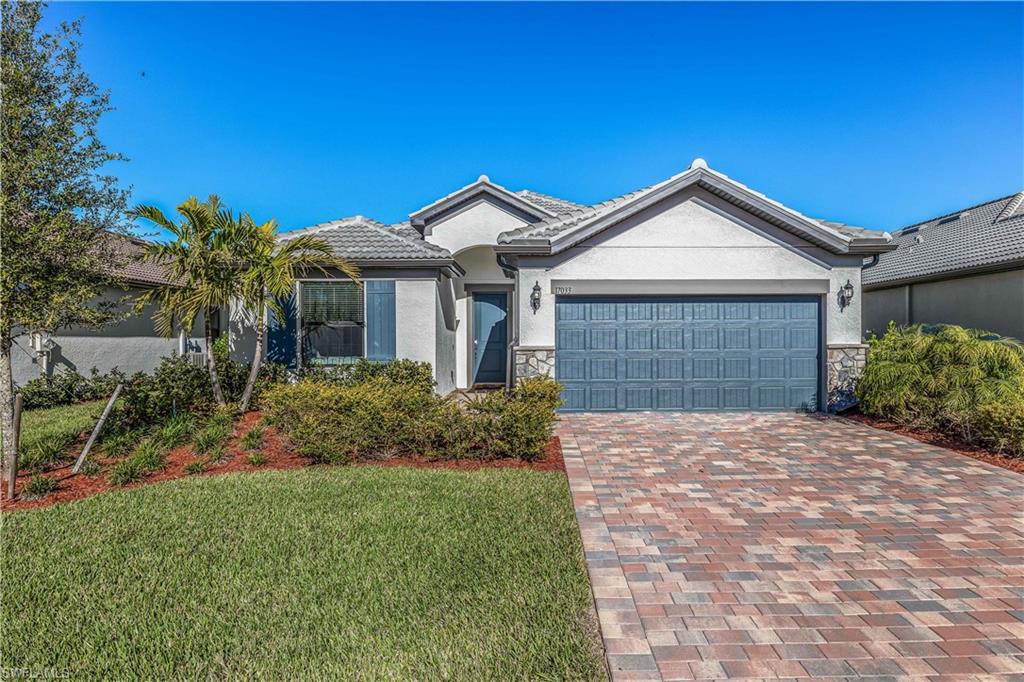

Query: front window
left=301, top=282, right=364, bottom=365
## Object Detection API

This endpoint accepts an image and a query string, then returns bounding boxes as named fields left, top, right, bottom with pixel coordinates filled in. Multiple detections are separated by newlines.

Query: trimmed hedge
left=858, top=323, right=1024, bottom=456
left=264, top=369, right=563, bottom=463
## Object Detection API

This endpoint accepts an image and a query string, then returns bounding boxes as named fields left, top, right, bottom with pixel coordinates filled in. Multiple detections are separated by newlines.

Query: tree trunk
left=205, top=311, right=226, bottom=406
left=237, top=305, right=265, bottom=413
left=0, top=333, right=17, bottom=492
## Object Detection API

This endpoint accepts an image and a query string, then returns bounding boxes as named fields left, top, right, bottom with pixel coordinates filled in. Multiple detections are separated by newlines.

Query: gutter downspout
left=496, top=253, right=519, bottom=391
left=861, top=254, right=880, bottom=271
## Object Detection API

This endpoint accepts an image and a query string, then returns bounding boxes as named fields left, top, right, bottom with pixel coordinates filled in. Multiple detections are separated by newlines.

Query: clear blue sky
left=46, top=1, right=1023, bottom=237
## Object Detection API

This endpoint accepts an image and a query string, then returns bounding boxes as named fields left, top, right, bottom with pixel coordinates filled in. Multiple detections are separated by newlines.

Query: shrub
left=302, top=359, right=435, bottom=394
left=858, top=323, right=1024, bottom=435
left=972, top=399, right=1024, bottom=456
left=17, top=367, right=127, bottom=409
left=23, top=474, right=58, bottom=498
left=113, top=356, right=214, bottom=430
left=247, top=452, right=266, bottom=466
left=463, top=376, right=564, bottom=461
left=264, top=371, right=563, bottom=463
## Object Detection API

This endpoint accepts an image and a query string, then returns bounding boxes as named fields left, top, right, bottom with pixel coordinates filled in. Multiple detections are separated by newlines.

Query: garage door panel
left=556, top=296, right=820, bottom=412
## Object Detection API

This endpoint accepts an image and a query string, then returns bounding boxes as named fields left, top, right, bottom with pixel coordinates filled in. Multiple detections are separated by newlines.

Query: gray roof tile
left=515, top=189, right=587, bottom=215
left=278, top=216, right=453, bottom=261
left=863, top=192, right=1024, bottom=287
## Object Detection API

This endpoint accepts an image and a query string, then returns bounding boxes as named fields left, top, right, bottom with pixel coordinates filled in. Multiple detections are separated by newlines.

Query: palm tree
left=131, top=196, right=241, bottom=405
left=234, top=217, right=358, bottom=412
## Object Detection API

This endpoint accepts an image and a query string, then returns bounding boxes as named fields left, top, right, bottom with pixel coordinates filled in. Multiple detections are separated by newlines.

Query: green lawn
left=16, top=400, right=103, bottom=453
left=2, top=467, right=606, bottom=680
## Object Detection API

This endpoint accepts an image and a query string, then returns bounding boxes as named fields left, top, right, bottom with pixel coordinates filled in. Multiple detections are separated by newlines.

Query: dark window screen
left=301, top=282, right=364, bottom=363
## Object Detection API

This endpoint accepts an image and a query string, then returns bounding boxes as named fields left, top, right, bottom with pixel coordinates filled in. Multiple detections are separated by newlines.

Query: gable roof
left=497, top=159, right=894, bottom=256
left=862, top=192, right=1024, bottom=289
left=278, top=216, right=461, bottom=272
left=409, top=175, right=557, bottom=229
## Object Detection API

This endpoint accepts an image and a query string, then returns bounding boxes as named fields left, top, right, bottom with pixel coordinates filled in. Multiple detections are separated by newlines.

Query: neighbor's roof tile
left=863, top=192, right=1024, bottom=287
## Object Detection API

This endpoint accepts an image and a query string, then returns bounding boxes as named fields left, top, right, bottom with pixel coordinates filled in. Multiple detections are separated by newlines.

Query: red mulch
left=1, top=411, right=565, bottom=512
left=843, top=410, right=1024, bottom=474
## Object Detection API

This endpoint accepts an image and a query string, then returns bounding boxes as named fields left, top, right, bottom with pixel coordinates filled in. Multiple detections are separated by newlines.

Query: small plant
left=240, top=426, right=264, bottom=451
left=18, top=434, right=76, bottom=473
left=23, top=474, right=58, bottom=498
left=101, top=428, right=144, bottom=459
left=205, top=444, right=227, bottom=464
left=154, top=413, right=197, bottom=450
left=79, top=459, right=102, bottom=477
left=194, top=425, right=229, bottom=455
left=131, top=441, right=167, bottom=473
left=109, top=459, right=144, bottom=486
left=184, top=460, right=206, bottom=475
left=246, top=452, right=266, bottom=466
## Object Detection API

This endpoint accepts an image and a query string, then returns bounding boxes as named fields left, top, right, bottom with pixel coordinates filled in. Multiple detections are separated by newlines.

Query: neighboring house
left=240, top=159, right=895, bottom=412
left=862, top=193, right=1024, bottom=341
left=12, top=236, right=214, bottom=387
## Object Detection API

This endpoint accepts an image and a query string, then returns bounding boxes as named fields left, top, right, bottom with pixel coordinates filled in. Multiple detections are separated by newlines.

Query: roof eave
left=863, top=257, right=1024, bottom=291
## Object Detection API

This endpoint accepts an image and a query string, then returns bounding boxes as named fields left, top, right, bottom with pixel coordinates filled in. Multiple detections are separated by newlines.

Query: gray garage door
left=555, top=297, right=820, bottom=411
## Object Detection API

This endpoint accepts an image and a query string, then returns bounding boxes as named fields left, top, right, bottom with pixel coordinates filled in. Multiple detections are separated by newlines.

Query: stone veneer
left=827, top=344, right=868, bottom=413
left=513, top=346, right=554, bottom=382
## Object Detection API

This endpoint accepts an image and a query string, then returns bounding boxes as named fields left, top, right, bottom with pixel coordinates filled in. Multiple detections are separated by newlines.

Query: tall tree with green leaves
left=131, top=196, right=242, bottom=406
left=234, top=219, right=358, bottom=412
left=1, top=2, right=129, bottom=470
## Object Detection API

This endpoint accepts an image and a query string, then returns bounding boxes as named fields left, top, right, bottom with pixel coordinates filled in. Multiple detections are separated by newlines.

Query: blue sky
left=47, top=2, right=1023, bottom=237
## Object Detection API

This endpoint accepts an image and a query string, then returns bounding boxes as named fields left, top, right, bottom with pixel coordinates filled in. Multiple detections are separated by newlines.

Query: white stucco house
left=234, top=160, right=895, bottom=412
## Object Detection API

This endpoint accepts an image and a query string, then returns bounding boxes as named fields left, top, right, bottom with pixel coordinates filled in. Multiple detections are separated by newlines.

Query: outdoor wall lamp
left=530, top=281, right=542, bottom=314
left=838, top=279, right=855, bottom=310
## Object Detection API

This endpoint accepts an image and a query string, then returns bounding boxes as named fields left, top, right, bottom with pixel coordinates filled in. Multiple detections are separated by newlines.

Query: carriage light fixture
left=530, top=282, right=542, bottom=313
left=838, top=279, right=855, bottom=310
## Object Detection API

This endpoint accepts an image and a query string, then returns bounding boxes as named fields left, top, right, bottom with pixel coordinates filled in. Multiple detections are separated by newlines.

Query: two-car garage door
left=555, top=296, right=820, bottom=411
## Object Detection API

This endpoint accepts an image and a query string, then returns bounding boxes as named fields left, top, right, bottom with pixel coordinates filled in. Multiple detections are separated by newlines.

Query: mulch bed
left=843, top=409, right=1024, bottom=474
left=1, top=411, right=565, bottom=512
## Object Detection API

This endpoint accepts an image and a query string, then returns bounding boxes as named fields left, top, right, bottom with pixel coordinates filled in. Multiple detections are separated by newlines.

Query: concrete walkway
left=560, top=412, right=1024, bottom=680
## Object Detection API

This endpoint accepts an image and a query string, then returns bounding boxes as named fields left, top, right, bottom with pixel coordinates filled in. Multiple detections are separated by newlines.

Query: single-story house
left=863, top=192, right=1024, bottom=341
left=237, top=159, right=896, bottom=412
left=12, top=236, right=213, bottom=387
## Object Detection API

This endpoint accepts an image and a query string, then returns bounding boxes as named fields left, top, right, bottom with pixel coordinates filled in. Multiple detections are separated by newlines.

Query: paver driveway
left=560, top=412, right=1024, bottom=680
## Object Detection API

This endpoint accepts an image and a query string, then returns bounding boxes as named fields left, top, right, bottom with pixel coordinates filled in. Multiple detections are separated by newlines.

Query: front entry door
left=473, top=292, right=508, bottom=385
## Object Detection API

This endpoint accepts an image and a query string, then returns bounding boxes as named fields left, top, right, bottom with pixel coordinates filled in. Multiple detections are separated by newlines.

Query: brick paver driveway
left=560, top=413, right=1024, bottom=680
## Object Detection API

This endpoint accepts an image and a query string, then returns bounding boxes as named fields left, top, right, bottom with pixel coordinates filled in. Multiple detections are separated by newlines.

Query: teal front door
left=473, top=292, right=508, bottom=384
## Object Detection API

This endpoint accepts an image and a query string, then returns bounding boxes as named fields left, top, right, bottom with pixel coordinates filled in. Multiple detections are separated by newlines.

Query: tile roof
left=277, top=216, right=453, bottom=261
left=514, top=189, right=587, bottom=215
left=108, top=235, right=180, bottom=287
left=499, top=163, right=890, bottom=250
left=862, top=192, right=1024, bottom=288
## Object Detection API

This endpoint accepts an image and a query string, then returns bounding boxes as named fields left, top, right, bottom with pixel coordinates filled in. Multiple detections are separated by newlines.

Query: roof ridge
left=996, top=192, right=1024, bottom=222
left=278, top=215, right=385, bottom=240
left=899, top=192, right=1022, bottom=231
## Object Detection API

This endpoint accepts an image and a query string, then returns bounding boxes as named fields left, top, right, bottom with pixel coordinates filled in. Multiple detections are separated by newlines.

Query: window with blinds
left=301, top=282, right=364, bottom=363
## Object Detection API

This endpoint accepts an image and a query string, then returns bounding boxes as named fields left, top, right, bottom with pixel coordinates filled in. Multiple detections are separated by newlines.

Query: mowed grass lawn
left=3, top=466, right=606, bottom=680
left=15, top=400, right=103, bottom=453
